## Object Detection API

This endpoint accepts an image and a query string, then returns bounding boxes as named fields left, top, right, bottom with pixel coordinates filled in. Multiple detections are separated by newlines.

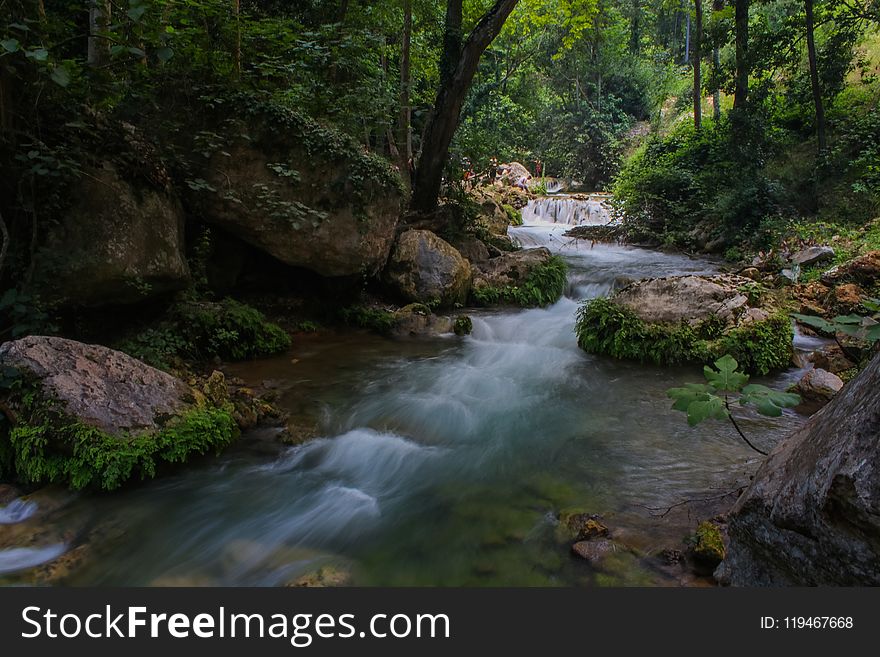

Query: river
left=0, top=207, right=807, bottom=587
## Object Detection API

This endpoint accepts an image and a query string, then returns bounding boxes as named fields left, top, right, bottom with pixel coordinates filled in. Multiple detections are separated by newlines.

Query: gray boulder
left=383, top=230, right=472, bottom=308
left=790, top=246, right=834, bottom=267
left=31, top=163, right=189, bottom=307
left=473, top=247, right=554, bottom=291
left=722, top=352, right=880, bottom=585
left=795, top=367, right=844, bottom=407
left=613, top=274, right=761, bottom=327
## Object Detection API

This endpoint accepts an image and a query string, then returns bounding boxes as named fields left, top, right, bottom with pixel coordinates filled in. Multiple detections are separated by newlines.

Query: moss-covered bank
left=471, top=256, right=568, bottom=308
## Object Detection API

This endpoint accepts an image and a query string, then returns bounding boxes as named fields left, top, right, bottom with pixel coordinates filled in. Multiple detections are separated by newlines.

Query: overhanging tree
left=410, top=0, right=520, bottom=213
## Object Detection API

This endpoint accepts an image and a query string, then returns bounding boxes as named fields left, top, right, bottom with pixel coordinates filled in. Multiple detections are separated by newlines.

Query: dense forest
left=0, top=1, right=879, bottom=588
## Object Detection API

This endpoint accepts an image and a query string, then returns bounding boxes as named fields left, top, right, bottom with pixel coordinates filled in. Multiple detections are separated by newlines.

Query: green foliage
left=118, top=299, right=290, bottom=369
left=5, top=389, right=238, bottom=491
left=667, top=355, right=800, bottom=452
left=690, top=521, right=725, bottom=564
left=0, top=289, right=58, bottom=340
left=454, top=315, right=474, bottom=336
left=792, top=301, right=880, bottom=344
left=717, top=313, right=794, bottom=376
left=339, top=306, right=398, bottom=335
left=575, top=299, right=793, bottom=374
left=471, top=256, right=567, bottom=307
left=503, top=204, right=523, bottom=226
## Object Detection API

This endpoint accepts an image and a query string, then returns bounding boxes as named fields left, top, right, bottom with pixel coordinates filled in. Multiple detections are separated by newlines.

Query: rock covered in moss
left=30, top=163, right=190, bottom=307
left=472, top=248, right=567, bottom=307
left=390, top=304, right=455, bottom=337
left=576, top=274, right=792, bottom=374
left=185, top=99, right=406, bottom=278
left=690, top=521, right=725, bottom=566
left=0, top=336, right=238, bottom=490
left=383, top=230, right=472, bottom=308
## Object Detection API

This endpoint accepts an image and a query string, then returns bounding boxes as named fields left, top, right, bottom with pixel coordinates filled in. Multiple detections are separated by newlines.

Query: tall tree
left=399, top=0, right=413, bottom=171
left=712, top=0, right=722, bottom=121
left=410, top=0, right=520, bottom=213
left=804, top=0, right=826, bottom=151
left=87, top=1, right=111, bottom=67
left=693, top=0, right=703, bottom=129
left=734, top=0, right=749, bottom=109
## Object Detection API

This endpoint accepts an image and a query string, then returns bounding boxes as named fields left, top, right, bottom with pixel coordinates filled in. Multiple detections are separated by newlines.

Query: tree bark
left=0, top=209, right=9, bottom=282
left=804, top=0, right=826, bottom=151
left=410, top=0, right=519, bottom=213
left=712, top=0, right=722, bottom=121
left=399, top=0, right=413, bottom=170
left=734, top=0, right=749, bottom=110
left=87, top=1, right=111, bottom=67
left=233, top=0, right=241, bottom=78
left=441, top=0, right=464, bottom=86
left=693, top=0, right=703, bottom=129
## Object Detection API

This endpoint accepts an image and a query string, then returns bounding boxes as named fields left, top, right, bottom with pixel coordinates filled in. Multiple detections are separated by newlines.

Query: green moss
left=454, top=315, right=473, bottom=336
left=715, top=312, right=793, bottom=376
left=502, top=204, right=523, bottom=226
left=118, top=298, right=291, bottom=369
left=472, top=256, right=567, bottom=307
left=575, top=298, right=793, bottom=374
left=691, top=521, right=725, bottom=564
left=339, top=306, right=397, bottom=335
left=5, top=394, right=238, bottom=491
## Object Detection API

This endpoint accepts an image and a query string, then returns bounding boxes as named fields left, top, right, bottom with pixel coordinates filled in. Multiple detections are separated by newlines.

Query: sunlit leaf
left=50, top=65, right=70, bottom=87
left=1, top=39, right=20, bottom=53
left=740, top=384, right=801, bottom=417
left=703, top=354, right=749, bottom=392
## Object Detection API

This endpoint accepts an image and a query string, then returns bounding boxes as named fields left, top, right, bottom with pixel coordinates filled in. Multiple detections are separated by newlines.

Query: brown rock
left=808, top=344, right=855, bottom=375
left=571, top=539, right=617, bottom=565
left=473, top=247, right=554, bottom=292
left=795, top=367, right=844, bottom=406
left=383, top=230, right=472, bottom=308
left=0, top=336, right=191, bottom=436
left=740, top=267, right=762, bottom=281
left=821, top=251, right=880, bottom=286
left=834, top=283, right=863, bottom=312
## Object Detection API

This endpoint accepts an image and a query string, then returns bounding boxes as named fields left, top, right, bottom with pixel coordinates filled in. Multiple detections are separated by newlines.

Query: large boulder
left=576, top=274, right=792, bottom=374
left=721, top=352, right=880, bottom=585
left=383, top=230, right=472, bottom=308
left=790, top=246, right=834, bottom=267
left=794, top=367, right=844, bottom=408
left=470, top=189, right=512, bottom=235
left=473, top=247, right=554, bottom=291
left=186, top=103, right=406, bottom=278
left=821, top=251, right=880, bottom=286
left=614, top=274, right=760, bottom=326
left=31, top=163, right=189, bottom=307
left=0, top=336, right=238, bottom=490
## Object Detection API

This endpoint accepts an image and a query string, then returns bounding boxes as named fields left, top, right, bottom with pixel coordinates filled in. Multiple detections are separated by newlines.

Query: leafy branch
left=667, top=355, right=801, bottom=456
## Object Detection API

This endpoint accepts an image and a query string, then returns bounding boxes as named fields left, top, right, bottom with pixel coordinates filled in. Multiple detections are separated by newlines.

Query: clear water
left=0, top=225, right=805, bottom=587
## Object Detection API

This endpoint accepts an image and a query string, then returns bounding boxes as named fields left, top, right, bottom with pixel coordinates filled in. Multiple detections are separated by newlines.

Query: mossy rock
left=472, top=250, right=567, bottom=308
left=0, top=336, right=239, bottom=490
left=690, top=521, right=725, bottom=565
left=575, top=275, right=793, bottom=375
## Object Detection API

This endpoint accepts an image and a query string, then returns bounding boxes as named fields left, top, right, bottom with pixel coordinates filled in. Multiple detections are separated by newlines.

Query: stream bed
left=0, top=222, right=807, bottom=587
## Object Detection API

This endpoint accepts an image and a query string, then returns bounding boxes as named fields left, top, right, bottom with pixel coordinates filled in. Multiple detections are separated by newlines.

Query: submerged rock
left=0, top=336, right=238, bottom=490
left=723, top=352, right=880, bottom=585
left=31, top=163, right=189, bottom=307
left=571, top=539, right=617, bottom=565
left=383, top=230, right=472, bottom=308
left=391, top=304, right=456, bottom=337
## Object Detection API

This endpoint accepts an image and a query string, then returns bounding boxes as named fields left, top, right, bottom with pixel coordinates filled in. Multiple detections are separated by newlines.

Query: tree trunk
left=0, top=209, right=9, bottom=282
left=233, top=0, right=241, bottom=78
left=441, top=0, right=464, bottom=86
left=399, top=0, right=413, bottom=171
left=684, top=11, right=690, bottom=63
left=337, top=0, right=350, bottom=23
left=712, top=0, right=722, bottom=121
left=693, top=0, right=703, bottom=129
left=804, top=0, right=826, bottom=151
left=734, top=0, right=749, bottom=110
left=410, top=0, right=519, bottom=213
left=87, top=1, right=111, bottom=67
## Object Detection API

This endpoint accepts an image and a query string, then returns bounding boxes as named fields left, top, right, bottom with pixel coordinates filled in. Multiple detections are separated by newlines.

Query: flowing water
left=0, top=203, right=807, bottom=587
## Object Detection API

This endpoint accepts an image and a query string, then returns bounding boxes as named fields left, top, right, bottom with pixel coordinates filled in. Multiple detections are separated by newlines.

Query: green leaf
left=703, top=354, right=749, bottom=392
left=866, top=324, right=880, bottom=342
left=126, top=6, right=147, bottom=22
left=50, top=66, right=70, bottom=87
left=1, top=39, right=20, bottom=53
left=686, top=396, right=728, bottom=426
left=862, top=298, right=880, bottom=313
left=740, top=384, right=801, bottom=417
left=156, top=47, right=174, bottom=62
left=832, top=314, right=864, bottom=325
left=791, top=313, right=835, bottom=333
left=667, top=383, right=715, bottom=412
left=25, top=47, right=48, bottom=61
left=127, top=47, right=146, bottom=57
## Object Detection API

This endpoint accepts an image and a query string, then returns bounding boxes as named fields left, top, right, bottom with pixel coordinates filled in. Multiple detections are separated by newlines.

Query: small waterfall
left=521, top=195, right=613, bottom=226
